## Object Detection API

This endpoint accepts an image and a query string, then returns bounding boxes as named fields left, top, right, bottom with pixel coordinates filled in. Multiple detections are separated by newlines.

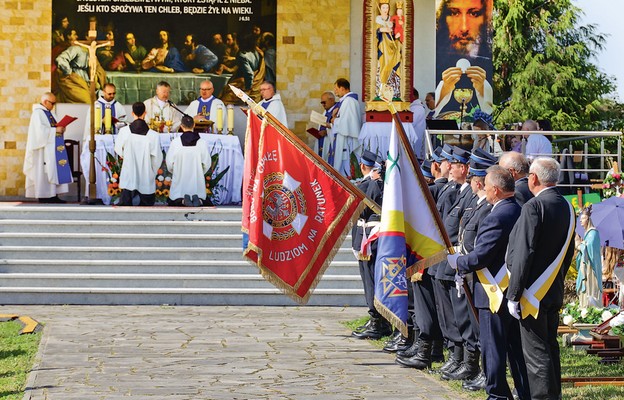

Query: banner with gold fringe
left=243, top=110, right=366, bottom=304
left=374, top=121, right=447, bottom=335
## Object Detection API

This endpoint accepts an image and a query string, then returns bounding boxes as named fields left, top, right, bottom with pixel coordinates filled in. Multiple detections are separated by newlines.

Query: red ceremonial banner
left=243, top=112, right=365, bottom=303
left=241, top=111, right=261, bottom=237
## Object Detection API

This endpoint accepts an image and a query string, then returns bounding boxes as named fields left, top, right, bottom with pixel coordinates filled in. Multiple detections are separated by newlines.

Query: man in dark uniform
left=429, top=146, right=450, bottom=202
left=351, top=150, right=391, bottom=339
left=436, top=146, right=478, bottom=379
left=498, top=151, right=533, bottom=206
left=449, top=166, right=530, bottom=399
left=506, top=157, right=575, bottom=400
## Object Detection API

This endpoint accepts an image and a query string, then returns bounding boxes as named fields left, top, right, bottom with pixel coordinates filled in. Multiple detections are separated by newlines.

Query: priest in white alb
left=23, top=92, right=71, bottom=203
left=83, top=82, right=127, bottom=140
left=114, top=102, right=162, bottom=206
left=258, top=80, right=288, bottom=127
left=166, top=115, right=211, bottom=207
left=330, top=78, right=362, bottom=177
left=184, top=80, right=227, bottom=132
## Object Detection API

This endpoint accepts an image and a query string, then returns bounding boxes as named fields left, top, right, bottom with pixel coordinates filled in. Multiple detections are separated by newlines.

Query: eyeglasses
left=200, top=88, right=212, bottom=91
left=320, top=101, right=326, bottom=105
left=104, top=92, right=116, bottom=96
left=45, top=100, right=56, bottom=105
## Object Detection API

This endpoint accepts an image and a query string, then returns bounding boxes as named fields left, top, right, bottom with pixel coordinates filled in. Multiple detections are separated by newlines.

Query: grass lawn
left=343, top=316, right=624, bottom=400
left=0, top=320, right=42, bottom=400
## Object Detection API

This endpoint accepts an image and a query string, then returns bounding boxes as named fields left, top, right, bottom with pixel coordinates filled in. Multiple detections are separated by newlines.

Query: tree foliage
left=492, top=0, right=622, bottom=132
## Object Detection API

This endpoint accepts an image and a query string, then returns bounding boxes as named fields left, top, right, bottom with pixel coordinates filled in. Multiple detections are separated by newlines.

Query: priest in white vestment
left=184, top=80, right=227, bottom=132
left=313, top=91, right=338, bottom=161
left=83, top=83, right=127, bottom=140
left=23, top=92, right=70, bottom=203
left=114, top=102, right=163, bottom=206
left=166, top=115, right=211, bottom=207
left=331, top=78, right=362, bottom=177
left=143, top=81, right=181, bottom=133
left=259, top=80, right=288, bottom=127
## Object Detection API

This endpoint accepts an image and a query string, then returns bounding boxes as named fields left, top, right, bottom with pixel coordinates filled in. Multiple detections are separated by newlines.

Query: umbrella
left=576, top=196, right=624, bottom=250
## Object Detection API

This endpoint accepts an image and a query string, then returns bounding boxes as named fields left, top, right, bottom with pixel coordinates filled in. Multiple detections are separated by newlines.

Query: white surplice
left=331, top=93, right=362, bottom=176
left=114, top=125, right=163, bottom=194
left=259, top=93, right=288, bottom=127
left=166, top=136, right=211, bottom=200
left=184, top=96, right=228, bottom=131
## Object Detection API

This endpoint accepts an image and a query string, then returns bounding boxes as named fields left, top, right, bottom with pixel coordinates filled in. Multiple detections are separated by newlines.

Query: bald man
left=184, top=80, right=227, bottom=131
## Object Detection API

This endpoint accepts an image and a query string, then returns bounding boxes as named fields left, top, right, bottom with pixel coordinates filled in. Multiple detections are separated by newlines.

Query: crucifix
left=72, top=21, right=113, bottom=204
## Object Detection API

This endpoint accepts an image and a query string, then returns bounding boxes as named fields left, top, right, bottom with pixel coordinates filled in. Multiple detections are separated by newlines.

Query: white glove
left=454, top=273, right=465, bottom=297
left=447, top=253, right=461, bottom=270
left=507, top=300, right=521, bottom=320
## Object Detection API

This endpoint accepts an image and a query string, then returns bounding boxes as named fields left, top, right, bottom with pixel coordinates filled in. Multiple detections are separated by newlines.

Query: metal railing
left=425, top=129, right=623, bottom=191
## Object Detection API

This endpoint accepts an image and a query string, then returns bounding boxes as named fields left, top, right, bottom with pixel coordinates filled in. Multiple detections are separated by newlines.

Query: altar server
left=166, top=115, right=211, bottom=207
left=114, top=102, right=162, bottom=206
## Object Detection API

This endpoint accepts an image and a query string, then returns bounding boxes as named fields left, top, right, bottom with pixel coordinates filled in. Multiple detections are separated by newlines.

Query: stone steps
left=0, top=204, right=364, bottom=306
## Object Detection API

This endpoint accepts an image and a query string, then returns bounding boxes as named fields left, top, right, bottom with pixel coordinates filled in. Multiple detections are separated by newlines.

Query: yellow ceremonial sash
left=519, top=201, right=575, bottom=319
left=476, top=264, right=510, bottom=313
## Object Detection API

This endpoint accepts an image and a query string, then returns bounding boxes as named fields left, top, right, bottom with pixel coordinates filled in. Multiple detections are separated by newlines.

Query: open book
left=56, top=115, right=78, bottom=128
left=310, top=110, right=329, bottom=127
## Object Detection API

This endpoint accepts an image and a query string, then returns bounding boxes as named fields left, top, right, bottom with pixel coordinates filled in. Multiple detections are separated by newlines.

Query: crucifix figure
left=72, top=21, right=113, bottom=204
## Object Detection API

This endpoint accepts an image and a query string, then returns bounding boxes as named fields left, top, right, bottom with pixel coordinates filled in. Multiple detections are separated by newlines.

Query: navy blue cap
left=440, top=144, right=455, bottom=162
left=450, top=146, right=471, bottom=164
left=360, top=150, right=377, bottom=167
left=470, top=147, right=498, bottom=165
left=468, top=160, right=491, bottom=177
left=421, top=159, right=434, bottom=179
left=431, top=146, right=444, bottom=163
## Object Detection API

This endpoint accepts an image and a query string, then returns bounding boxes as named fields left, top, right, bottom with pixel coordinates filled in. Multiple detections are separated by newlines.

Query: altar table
left=80, top=133, right=243, bottom=205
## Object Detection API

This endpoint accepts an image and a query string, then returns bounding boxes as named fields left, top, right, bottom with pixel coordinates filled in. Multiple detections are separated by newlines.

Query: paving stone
left=5, top=305, right=469, bottom=399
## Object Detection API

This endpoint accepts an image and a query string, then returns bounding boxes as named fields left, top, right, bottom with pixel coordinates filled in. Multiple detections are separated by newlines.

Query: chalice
left=453, top=88, right=474, bottom=124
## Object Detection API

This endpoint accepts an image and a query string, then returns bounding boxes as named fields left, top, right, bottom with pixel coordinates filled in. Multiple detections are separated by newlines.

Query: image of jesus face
left=444, top=0, right=485, bottom=55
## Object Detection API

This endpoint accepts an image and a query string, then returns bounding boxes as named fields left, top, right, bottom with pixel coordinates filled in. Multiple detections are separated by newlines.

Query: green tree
left=492, top=0, right=620, bottom=131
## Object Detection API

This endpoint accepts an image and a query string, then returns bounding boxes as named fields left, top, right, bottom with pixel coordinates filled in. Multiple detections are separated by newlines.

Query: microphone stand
left=167, top=100, right=192, bottom=119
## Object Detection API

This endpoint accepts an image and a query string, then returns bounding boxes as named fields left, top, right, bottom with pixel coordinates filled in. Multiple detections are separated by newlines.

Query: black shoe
left=396, top=337, right=420, bottom=358
left=351, top=319, right=372, bottom=335
left=383, top=332, right=408, bottom=353
left=462, top=371, right=486, bottom=391
left=183, top=194, right=192, bottom=207
left=191, top=194, right=200, bottom=207
left=39, top=196, right=66, bottom=204
left=438, top=345, right=463, bottom=375
left=396, top=340, right=433, bottom=369
left=442, top=349, right=480, bottom=381
left=352, top=318, right=392, bottom=340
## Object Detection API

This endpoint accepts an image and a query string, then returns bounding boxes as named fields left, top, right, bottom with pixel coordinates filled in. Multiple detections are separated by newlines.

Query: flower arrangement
left=609, top=312, right=624, bottom=336
left=204, top=152, right=230, bottom=204
left=101, top=151, right=123, bottom=203
left=560, top=302, right=619, bottom=326
left=603, top=171, right=622, bottom=199
left=154, top=150, right=172, bottom=204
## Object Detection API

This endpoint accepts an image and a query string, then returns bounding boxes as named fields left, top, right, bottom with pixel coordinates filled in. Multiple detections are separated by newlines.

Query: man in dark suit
left=506, top=157, right=576, bottom=400
left=351, top=150, right=391, bottom=339
left=449, top=166, right=530, bottom=399
left=499, top=151, right=533, bottom=206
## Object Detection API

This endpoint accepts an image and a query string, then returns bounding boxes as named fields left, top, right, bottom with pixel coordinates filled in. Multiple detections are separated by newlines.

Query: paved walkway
left=4, top=306, right=468, bottom=400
